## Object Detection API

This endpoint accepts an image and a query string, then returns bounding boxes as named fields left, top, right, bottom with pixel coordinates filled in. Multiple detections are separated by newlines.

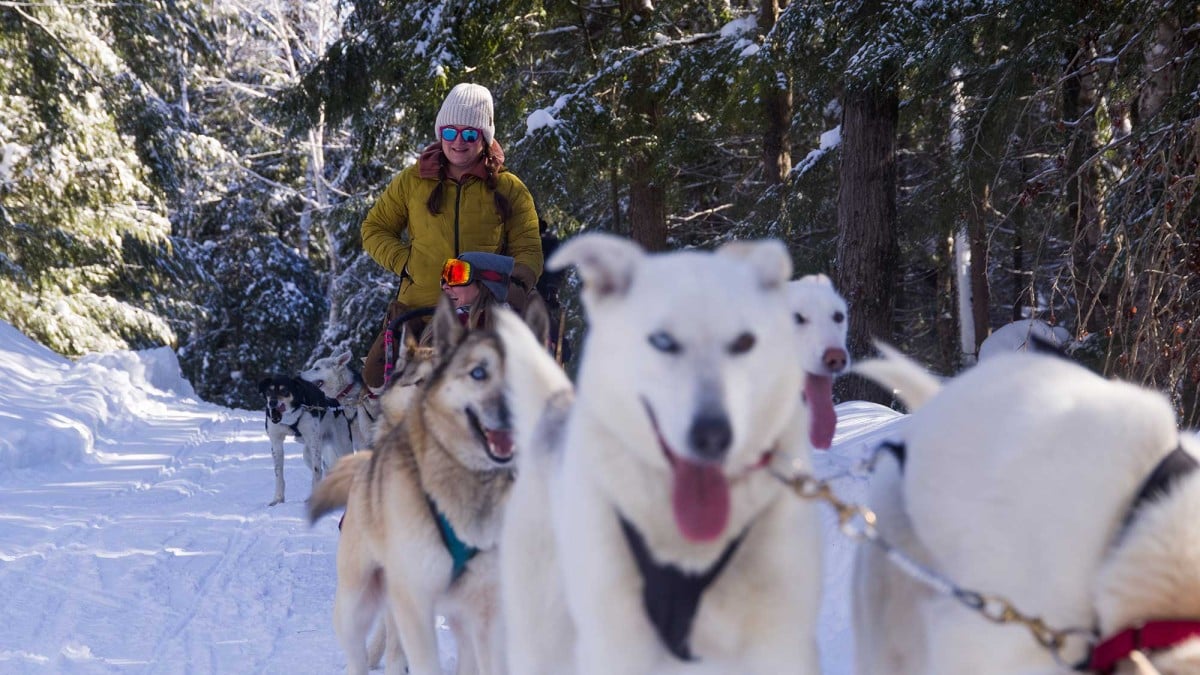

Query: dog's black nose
left=688, top=413, right=732, bottom=461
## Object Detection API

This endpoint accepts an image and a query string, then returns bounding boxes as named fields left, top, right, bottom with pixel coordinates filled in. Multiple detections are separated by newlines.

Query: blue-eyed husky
left=309, top=295, right=549, bottom=675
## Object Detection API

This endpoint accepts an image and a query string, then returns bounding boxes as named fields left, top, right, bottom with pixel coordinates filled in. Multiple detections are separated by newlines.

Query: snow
left=719, top=15, right=756, bottom=39
left=978, top=319, right=1072, bottom=361
left=525, top=108, right=560, bottom=134
left=0, top=318, right=905, bottom=673
left=793, top=126, right=843, bottom=177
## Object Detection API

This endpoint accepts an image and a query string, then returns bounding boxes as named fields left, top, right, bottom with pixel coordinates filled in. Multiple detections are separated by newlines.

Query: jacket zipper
left=453, top=182, right=463, bottom=256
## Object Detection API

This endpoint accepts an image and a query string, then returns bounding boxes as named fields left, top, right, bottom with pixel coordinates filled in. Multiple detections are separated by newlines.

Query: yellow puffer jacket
left=361, top=144, right=543, bottom=309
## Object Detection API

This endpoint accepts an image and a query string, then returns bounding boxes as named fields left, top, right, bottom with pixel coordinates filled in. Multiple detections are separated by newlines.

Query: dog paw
left=269, top=496, right=284, bottom=506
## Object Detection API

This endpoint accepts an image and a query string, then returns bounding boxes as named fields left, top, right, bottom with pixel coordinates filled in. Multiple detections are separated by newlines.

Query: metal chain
left=769, top=464, right=1096, bottom=668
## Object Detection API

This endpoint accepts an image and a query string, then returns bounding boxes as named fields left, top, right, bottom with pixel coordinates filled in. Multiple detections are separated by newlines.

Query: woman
left=362, top=83, right=543, bottom=387
left=440, top=251, right=513, bottom=330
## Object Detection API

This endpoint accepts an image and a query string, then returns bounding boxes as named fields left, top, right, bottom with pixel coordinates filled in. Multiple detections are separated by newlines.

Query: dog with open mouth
left=257, top=374, right=352, bottom=506
left=787, top=273, right=850, bottom=449
left=496, top=233, right=822, bottom=675
left=310, top=294, right=548, bottom=675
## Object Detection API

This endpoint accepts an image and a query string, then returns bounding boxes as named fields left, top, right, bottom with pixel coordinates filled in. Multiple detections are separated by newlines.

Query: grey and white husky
left=310, top=295, right=549, bottom=675
left=302, top=350, right=380, bottom=450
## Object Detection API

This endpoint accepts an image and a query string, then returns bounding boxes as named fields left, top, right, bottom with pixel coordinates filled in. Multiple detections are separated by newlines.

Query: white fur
left=498, top=234, right=822, bottom=675
left=852, top=341, right=941, bottom=411
left=787, top=273, right=850, bottom=377
left=1094, top=438, right=1200, bottom=675
left=853, top=348, right=1192, bottom=675
left=302, top=351, right=380, bottom=450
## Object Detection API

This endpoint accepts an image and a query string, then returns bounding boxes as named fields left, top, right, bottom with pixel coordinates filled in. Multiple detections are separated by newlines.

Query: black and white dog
left=257, top=374, right=354, bottom=506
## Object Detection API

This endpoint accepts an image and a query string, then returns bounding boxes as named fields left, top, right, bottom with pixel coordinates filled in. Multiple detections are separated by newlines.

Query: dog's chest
left=266, top=405, right=316, bottom=439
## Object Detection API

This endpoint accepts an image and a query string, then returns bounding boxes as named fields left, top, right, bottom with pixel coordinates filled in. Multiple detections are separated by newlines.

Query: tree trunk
left=935, top=233, right=958, bottom=373
left=610, top=164, right=623, bottom=235
left=759, top=0, right=791, bottom=186
left=622, top=1, right=666, bottom=251
left=967, top=184, right=991, bottom=352
left=1137, top=3, right=1178, bottom=124
left=628, top=140, right=666, bottom=250
left=954, top=229, right=975, bottom=364
left=1011, top=155, right=1032, bottom=322
left=834, top=78, right=899, bottom=404
left=1063, top=39, right=1106, bottom=334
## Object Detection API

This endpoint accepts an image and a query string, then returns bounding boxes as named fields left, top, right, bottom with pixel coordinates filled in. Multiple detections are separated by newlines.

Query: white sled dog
left=310, top=295, right=549, bottom=675
left=787, top=273, right=849, bottom=449
left=853, top=345, right=1200, bottom=675
left=257, top=374, right=354, bottom=505
left=496, top=233, right=823, bottom=675
left=302, top=350, right=381, bottom=450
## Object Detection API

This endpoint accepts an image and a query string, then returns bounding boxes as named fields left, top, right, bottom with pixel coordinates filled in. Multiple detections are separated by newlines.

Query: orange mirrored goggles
left=442, top=258, right=474, bottom=286
left=441, top=257, right=507, bottom=287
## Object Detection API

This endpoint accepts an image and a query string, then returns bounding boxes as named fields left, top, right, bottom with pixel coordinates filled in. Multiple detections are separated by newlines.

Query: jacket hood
left=417, top=141, right=506, bottom=180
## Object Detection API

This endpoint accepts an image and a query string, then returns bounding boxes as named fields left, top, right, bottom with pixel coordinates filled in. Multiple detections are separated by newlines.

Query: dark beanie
left=458, top=252, right=514, bottom=302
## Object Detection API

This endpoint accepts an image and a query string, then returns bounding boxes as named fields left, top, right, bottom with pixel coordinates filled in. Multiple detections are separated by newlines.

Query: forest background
left=2, top=0, right=1197, bottom=422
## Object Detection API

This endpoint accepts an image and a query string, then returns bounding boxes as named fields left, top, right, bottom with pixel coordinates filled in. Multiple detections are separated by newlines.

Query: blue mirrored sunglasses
left=440, top=126, right=481, bottom=143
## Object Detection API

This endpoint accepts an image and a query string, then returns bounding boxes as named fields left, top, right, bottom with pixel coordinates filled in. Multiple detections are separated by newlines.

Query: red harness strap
left=1089, top=620, right=1200, bottom=673
left=337, top=381, right=377, bottom=401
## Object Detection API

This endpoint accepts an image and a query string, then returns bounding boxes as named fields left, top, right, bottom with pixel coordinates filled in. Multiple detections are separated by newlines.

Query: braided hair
left=425, top=145, right=513, bottom=222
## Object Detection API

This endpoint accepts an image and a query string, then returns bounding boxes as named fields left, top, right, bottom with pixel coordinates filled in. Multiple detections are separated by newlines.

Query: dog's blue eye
left=728, top=332, right=756, bottom=355
left=833, top=311, right=845, bottom=323
left=648, top=331, right=681, bottom=354
left=794, top=313, right=808, bottom=325
left=470, top=366, right=488, bottom=381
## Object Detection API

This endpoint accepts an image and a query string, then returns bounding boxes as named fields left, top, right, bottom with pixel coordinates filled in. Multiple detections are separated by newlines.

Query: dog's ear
left=549, top=233, right=643, bottom=302
left=431, top=294, right=464, bottom=358
left=293, top=377, right=320, bottom=402
left=402, top=322, right=421, bottom=351
left=716, top=239, right=792, bottom=291
left=522, top=293, right=552, bottom=348
left=334, top=350, right=353, bottom=367
left=258, top=377, right=271, bottom=394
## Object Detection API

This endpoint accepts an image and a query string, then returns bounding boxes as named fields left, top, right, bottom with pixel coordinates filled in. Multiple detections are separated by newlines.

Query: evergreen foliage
left=0, top=0, right=1196, bottom=420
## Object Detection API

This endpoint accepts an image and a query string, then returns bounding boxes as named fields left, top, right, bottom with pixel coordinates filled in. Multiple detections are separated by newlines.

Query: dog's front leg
left=385, top=584, right=441, bottom=675
left=572, top=603, right=659, bottom=675
left=561, top=519, right=659, bottom=674
left=269, top=437, right=286, bottom=505
left=303, top=438, right=323, bottom=499
left=451, top=616, right=478, bottom=675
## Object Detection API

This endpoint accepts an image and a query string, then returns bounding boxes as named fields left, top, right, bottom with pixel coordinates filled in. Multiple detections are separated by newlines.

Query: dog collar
left=426, top=497, right=479, bottom=584
left=618, top=515, right=747, bottom=662
left=1088, top=620, right=1200, bottom=673
left=1118, top=443, right=1196, bottom=538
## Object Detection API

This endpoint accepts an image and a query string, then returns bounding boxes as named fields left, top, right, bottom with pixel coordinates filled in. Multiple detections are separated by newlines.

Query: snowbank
left=0, top=320, right=202, bottom=471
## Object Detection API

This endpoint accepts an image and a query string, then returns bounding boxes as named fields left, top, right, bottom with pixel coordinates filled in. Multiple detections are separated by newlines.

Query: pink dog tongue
left=804, top=374, right=836, bottom=450
left=670, top=459, right=730, bottom=542
left=485, top=429, right=514, bottom=459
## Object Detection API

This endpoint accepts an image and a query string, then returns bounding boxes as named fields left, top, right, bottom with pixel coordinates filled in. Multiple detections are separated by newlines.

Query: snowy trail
left=0, top=321, right=902, bottom=674
left=0, top=394, right=344, bottom=672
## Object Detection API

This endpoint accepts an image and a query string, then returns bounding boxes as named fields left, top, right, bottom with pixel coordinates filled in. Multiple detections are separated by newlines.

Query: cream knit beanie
left=435, top=83, right=495, bottom=146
